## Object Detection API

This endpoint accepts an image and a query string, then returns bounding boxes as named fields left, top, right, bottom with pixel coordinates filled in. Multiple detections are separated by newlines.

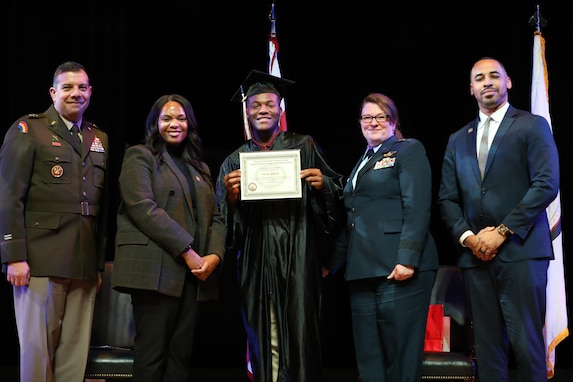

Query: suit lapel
left=81, top=123, right=95, bottom=158
left=46, top=118, right=78, bottom=150
left=45, top=106, right=84, bottom=155
left=163, top=152, right=196, bottom=217
left=359, top=136, right=398, bottom=176
left=465, top=119, right=481, bottom=180
left=348, top=156, right=363, bottom=184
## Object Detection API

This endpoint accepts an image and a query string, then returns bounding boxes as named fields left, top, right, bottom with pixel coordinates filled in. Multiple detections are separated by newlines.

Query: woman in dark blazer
left=339, top=93, right=439, bottom=382
left=112, top=94, right=226, bottom=382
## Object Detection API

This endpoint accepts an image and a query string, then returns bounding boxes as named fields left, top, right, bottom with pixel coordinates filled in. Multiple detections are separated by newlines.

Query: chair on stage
left=422, top=265, right=477, bottom=381
left=85, top=262, right=134, bottom=381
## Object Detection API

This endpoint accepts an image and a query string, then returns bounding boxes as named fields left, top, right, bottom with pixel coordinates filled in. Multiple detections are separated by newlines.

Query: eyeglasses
left=360, top=114, right=389, bottom=123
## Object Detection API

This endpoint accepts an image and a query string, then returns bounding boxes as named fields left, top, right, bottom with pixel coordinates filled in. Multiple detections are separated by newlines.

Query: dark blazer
left=112, top=145, right=226, bottom=300
left=0, top=105, right=109, bottom=279
left=342, top=135, right=439, bottom=280
left=438, top=105, right=560, bottom=267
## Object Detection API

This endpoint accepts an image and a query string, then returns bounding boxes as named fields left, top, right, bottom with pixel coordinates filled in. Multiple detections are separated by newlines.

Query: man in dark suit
left=0, top=61, right=109, bottom=381
left=438, top=57, right=560, bottom=382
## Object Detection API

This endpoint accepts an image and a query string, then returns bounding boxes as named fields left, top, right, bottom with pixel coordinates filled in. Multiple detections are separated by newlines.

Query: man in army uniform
left=0, top=61, right=109, bottom=382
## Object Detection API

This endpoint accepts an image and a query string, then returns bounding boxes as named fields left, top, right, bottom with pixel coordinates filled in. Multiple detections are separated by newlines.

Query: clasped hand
left=468, top=226, right=505, bottom=261
left=182, top=249, right=220, bottom=281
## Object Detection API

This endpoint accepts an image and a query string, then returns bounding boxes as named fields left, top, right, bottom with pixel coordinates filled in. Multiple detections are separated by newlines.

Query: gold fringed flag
left=531, top=29, right=569, bottom=380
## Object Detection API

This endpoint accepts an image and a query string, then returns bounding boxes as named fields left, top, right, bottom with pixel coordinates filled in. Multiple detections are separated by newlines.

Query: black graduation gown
left=216, top=131, right=344, bottom=382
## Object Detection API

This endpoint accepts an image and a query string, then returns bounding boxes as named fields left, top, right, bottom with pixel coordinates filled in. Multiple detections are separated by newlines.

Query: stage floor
left=1, top=366, right=572, bottom=381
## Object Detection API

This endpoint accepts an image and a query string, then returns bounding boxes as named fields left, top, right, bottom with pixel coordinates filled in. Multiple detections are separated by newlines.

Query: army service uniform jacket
left=0, top=105, right=109, bottom=280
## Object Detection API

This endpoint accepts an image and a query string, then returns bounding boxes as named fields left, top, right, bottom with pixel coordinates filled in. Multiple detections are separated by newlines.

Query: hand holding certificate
left=239, top=150, right=302, bottom=200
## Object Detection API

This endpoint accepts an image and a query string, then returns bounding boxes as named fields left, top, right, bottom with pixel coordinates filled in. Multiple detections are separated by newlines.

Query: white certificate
left=239, top=150, right=302, bottom=200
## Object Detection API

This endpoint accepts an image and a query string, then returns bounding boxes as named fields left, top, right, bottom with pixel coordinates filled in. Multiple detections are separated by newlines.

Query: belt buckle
left=81, top=201, right=90, bottom=216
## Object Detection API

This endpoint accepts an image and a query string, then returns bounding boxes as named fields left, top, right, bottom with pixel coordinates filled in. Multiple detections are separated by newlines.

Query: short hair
left=53, top=61, right=88, bottom=86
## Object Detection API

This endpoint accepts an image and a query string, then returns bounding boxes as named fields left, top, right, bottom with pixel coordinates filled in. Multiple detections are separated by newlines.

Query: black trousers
left=349, top=270, right=436, bottom=382
left=131, top=272, right=200, bottom=382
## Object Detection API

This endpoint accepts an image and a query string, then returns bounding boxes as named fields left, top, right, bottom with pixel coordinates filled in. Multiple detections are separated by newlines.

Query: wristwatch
left=496, top=224, right=513, bottom=238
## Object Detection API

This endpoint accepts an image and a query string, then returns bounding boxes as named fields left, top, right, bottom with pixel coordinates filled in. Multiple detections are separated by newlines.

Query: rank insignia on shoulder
left=18, top=121, right=29, bottom=133
left=28, top=113, right=41, bottom=119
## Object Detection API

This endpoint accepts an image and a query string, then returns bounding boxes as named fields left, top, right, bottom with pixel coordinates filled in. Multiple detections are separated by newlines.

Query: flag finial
left=269, top=2, right=276, bottom=37
left=528, top=3, right=547, bottom=32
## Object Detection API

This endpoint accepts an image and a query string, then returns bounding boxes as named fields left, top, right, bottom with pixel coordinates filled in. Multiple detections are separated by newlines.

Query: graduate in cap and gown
left=215, top=70, right=344, bottom=382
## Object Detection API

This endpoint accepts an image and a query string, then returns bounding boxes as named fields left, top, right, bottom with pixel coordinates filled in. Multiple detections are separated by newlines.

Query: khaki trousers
left=13, top=276, right=97, bottom=382
left=270, top=301, right=279, bottom=382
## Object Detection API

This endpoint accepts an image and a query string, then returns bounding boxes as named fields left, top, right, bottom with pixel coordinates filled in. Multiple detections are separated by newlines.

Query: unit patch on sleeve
left=18, top=121, right=29, bottom=133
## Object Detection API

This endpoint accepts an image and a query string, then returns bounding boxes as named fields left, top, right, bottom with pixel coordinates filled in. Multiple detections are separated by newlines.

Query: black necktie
left=71, top=124, right=82, bottom=150
left=363, top=148, right=375, bottom=161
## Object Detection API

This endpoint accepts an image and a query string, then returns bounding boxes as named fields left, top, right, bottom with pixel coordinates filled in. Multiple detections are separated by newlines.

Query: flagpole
left=529, top=4, right=569, bottom=379
left=240, top=85, right=252, bottom=141
left=268, top=1, right=288, bottom=131
left=528, top=3, right=547, bottom=33
left=269, top=2, right=276, bottom=37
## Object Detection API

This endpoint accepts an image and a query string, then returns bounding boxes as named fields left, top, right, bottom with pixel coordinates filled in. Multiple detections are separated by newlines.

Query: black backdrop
left=1, top=0, right=571, bottom=373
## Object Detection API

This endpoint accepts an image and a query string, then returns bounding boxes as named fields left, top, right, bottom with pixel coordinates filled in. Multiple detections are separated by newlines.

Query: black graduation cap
left=230, top=69, right=295, bottom=103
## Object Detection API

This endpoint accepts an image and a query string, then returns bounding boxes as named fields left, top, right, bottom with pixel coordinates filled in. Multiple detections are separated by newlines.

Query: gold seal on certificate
left=239, top=150, right=302, bottom=200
